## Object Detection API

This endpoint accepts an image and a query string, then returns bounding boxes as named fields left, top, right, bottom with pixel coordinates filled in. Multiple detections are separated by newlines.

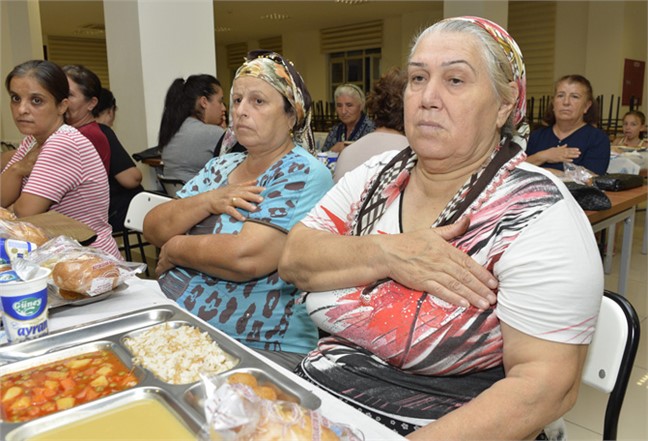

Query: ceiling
left=39, top=1, right=441, bottom=46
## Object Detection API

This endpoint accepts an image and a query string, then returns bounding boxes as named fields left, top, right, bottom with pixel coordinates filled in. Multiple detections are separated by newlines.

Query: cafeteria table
left=586, top=185, right=647, bottom=295
left=43, top=277, right=406, bottom=441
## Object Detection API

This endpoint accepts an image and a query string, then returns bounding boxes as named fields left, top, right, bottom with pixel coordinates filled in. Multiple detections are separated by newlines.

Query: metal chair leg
left=135, top=232, right=150, bottom=277
left=122, top=230, right=133, bottom=262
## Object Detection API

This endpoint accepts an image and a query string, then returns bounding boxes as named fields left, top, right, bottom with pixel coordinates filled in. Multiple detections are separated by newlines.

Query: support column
left=443, top=1, right=509, bottom=28
left=103, top=0, right=216, bottom=189
left=1, top=0, right=44, bottom=145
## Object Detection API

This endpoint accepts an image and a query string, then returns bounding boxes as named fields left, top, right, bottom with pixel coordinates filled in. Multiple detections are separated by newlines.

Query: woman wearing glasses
left=144, top=51, right=333, bottom=369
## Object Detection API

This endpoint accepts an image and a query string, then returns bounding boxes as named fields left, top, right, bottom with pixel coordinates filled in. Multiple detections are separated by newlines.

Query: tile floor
left=125, top=208, right=648, bottom=440
left=564, top=207, right=647, bottom=441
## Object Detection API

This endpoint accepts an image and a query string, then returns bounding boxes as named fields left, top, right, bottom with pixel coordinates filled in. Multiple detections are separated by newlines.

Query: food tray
left=0, top=304, right=321, bottom=440
left=46, top=283, right=123, bottom=309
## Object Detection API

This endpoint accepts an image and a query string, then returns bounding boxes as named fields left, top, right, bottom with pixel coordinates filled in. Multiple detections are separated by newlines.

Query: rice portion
left=123, top=323, right=237, bottom=384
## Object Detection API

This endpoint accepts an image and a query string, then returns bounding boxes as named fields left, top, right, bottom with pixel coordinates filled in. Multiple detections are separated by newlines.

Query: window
left=329, top=48, right=381, bottom=99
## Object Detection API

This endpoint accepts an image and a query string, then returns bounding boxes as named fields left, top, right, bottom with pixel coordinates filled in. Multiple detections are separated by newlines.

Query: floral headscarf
left=221, top=50, right=314, bottom=155
left=440, top=16, right=529, bottom=141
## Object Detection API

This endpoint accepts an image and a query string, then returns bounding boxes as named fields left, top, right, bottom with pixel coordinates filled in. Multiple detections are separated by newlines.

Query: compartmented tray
left=0, top=304, right=321, bottom=440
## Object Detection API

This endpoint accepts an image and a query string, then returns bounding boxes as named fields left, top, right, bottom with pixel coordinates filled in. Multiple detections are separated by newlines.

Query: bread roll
left=52, top=256, right=120, bottom=296
left=228, top=372, right=258, bottom=388
left=17, top=223, right=49, bottom=246
left=228, top=373, right=296, bottom=403
left=0, top=208, right=17, bottom=221
left=249, top=403, right=340, bottom=441
left=0, top=220, right=48, bottom=245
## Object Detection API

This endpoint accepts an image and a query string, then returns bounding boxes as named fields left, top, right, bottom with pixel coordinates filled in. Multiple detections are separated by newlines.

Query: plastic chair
left=333, top=138, right=409, bottom=183
left=124, top=191, right=172, bottom=233
left=121, top=192, right=172, bottom=276
left=581, top=290, right=641, bottom=440
left=156, top=175, right=185, bottom=197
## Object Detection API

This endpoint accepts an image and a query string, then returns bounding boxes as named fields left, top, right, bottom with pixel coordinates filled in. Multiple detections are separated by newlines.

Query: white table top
left=44, top=277, right=404, bottom=441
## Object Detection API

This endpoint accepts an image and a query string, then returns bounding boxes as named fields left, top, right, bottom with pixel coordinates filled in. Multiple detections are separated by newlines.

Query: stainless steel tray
left=0, top=304, right=321, bottom=440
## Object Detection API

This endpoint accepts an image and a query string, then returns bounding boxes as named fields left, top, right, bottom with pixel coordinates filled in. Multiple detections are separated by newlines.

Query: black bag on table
left=564, top=181, right=611, bottom=211
left=132, top=146, right=161, bottom=162
left=594, top=173, right=644, bottom=192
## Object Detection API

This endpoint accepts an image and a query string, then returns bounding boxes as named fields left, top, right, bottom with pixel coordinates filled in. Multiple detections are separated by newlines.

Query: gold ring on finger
left=232, top=197, right=237, bottom=204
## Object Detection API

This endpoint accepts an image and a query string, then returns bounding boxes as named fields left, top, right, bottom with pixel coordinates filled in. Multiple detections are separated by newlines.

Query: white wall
left=1, top=0, right=44, bottom=146
left=555, top=1, right=646, bottom=116
left=103, top=0, right=216, bottom=189
left=555, top=2, right=589, bottom=79
left=444, top=0, right=509, bottom=26
left=2, top=1, right=646, bottom=148
left=400, top=10, right=442, bottom=67
left=282, top=29, right=327, bottom=104
left=382, top=16, right=404, bottom=71
left=137, top=1, right=216, bottom=147
left=586, top=2, right=625, bottom=99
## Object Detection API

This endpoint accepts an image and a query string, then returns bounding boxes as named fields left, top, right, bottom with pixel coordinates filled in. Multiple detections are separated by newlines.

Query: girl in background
left=612, top=110, right=646, bottom=150
left=158, top=75, right=226, bottom=182
left=92, top=88, right=143, bottom=231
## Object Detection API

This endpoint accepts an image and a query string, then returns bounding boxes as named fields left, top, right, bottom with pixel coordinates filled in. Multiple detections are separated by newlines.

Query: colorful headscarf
left=221, top=50, right=314, bottom=155
left=440, top=16, right=528, bottom=140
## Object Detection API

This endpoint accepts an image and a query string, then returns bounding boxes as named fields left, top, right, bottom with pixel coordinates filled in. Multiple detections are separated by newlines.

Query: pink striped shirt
left=6, top=124, right=120, bottom=258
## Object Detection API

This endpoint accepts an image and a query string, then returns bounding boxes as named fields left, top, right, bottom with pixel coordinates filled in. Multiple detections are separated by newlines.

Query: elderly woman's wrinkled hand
left=156, top=236, right=179, bottom=275
left=207, top=180, right=265, bottom=221
left=382, top=217, right=498, bottom=309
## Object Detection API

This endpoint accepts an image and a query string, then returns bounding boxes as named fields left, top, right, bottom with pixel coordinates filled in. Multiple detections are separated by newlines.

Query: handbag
left=132, top=146, right=161, bottom=162
left=564, top=181, right=611, bottom=211
left=594, top=173, right=644, bottom=192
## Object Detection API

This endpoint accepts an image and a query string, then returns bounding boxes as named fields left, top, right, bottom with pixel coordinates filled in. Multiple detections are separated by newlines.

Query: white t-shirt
left=302, top=151, right=603, bottom=375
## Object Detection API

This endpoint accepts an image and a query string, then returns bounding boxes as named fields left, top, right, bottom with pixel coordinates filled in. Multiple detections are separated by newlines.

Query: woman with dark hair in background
left=92, top=88, right=143, bottom=231
left=158, top=74, right=226, bottom=182
left=94, top=87, right=117, bottom=127
left=526, top=74, right=610, bottom=175
left=62, top=64, right=111, bottom=173
left=2, top=60, right=119, bottom=258
left=333, top=66, right=409, bottom=182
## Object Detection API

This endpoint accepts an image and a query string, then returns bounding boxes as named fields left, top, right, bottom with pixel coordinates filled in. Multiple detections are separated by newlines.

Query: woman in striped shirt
left=1, top=60, right=119, bottom=258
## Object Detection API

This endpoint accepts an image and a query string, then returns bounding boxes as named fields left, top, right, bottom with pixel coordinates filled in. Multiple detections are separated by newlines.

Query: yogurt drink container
left=0, top=237, right=37, bottom=265
left=0, top=267, right=50, bottom=343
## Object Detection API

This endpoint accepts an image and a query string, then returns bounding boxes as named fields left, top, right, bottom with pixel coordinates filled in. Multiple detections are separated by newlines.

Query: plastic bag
left=0, top=219, right=49, bottom=245
left=563, top=162, right=596, bottom=186
left=23, top=235, right=146, bottom=297
left=200, top=373, right=363, bottom=441
left=0, top=207, right=17, bottom=221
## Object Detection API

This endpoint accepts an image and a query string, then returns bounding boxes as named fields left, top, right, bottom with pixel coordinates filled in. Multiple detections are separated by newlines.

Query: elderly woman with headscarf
left=279, top=17, right=603, bottom=440
left=144, top=50, right=333, bottom=370
left=321, top=83, right=375, bottom=153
